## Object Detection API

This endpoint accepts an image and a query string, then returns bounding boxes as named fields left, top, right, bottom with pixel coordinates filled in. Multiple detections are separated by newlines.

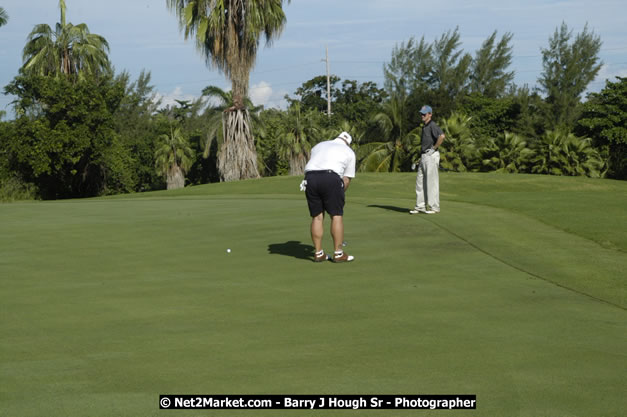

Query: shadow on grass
left=367, top=204, right=409, bottom=213
left=268, top=241, right=314, bottom=261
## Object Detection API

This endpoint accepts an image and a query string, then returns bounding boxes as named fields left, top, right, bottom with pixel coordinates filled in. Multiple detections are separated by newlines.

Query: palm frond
left=0, top=7, right=9, bottom=27
left=21, top=2, right=110, bottom=79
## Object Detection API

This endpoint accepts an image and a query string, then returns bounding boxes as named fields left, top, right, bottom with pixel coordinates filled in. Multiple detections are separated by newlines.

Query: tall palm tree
left=22, top=0, right=110, bottom=80
left=155, top=127, right=195, bottom=189
left=200, top=85, right=263, bottom=163
left=0, top=7, right=8, bottom=27
left=167, top=0, right=290, bottom=182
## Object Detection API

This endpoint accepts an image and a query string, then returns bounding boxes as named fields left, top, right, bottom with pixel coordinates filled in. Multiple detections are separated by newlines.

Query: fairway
left=1, top=173, right=626, bottom=417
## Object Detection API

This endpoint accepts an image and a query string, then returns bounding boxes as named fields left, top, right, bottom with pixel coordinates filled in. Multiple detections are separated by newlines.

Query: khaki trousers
left=415, top=150, right=440, bottom=212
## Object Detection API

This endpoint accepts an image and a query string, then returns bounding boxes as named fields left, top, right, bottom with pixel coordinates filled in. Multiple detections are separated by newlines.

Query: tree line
left=1, top=2, right=625, bottom=201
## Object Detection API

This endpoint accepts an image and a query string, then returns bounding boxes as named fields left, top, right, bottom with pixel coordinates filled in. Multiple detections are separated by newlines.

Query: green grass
left=1, top=172, right=625, bottom=417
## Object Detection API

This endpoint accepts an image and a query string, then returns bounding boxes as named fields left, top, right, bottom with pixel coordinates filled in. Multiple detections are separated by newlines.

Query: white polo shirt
left=305, top=139, right=356, bottom=178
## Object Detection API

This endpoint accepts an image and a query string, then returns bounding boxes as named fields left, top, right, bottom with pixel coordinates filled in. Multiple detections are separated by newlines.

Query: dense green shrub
left=0, top=175, right=38, bottom=202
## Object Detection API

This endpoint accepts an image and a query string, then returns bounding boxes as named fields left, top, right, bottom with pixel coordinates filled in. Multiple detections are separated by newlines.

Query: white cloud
left=582, top=64, right=627, bottom=96
left=153, top=87, right=198, bottom=109
left=596, top=64, right=627, bottom=82
left=265, top=90, right=289, bottom=110
left=250, top=81, right=273, bottom=107
left=249, top=81, right=288, bottom=109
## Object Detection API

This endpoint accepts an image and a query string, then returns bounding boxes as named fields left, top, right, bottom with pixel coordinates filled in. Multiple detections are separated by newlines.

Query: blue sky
left=1, top=0, right=626, bottom=117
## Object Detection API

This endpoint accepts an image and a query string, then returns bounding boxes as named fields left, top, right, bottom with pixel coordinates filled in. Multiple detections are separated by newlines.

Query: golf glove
left=299, top=180, right=307, bottom=192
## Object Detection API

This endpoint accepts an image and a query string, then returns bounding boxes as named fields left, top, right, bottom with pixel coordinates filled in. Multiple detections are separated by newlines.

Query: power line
left=151, top=40, right=627, bottom=91
left=334, top=60, right=386, bottom=64
left=330, top=46, right=627, bottom=64
left=253, top=61, right=322, bottom=75
left=150, top=44, right=627, bottom=93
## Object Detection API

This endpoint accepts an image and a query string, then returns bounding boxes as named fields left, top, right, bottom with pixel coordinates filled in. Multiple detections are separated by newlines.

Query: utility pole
left=323, top=45, right=331, bottom=118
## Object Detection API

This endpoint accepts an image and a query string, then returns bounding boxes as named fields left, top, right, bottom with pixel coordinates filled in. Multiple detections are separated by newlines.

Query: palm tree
left=439, top=112, right=478, bottom=172
left=201, top=85, right=263, bottom=167
left=327, top=119, right=365, bottom=147
left=155, top=127, right=195, bottom=189
left=531, top=130, right=565, bottom=176
left=0, top=7, right=8, bottom=27
left=562, top=135, right=604, bottom=177
left=577, top=138, right=605, bottom=176
left=531, top=130, right=604, bottom=177
left=480, top=132, right=535, bottom=173
left=21, top=0, right=110, bottom=80
left=358, top=92, right=417, bottom=172
left=167, top=0, right=290, bottom=182
left=277, top=102, right=320, bottom=175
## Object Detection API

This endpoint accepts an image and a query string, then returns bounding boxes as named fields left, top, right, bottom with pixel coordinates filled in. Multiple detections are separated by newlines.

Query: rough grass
left=1, top=172, right=625, bottom=417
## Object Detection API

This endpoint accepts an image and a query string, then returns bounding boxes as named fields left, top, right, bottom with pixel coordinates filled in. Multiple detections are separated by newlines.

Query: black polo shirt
left=421, top=120, right=443, bottom=153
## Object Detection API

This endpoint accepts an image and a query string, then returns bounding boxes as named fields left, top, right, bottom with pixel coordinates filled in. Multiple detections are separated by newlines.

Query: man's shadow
left=268, top=241, right=314, bottom=261
left=367, top=204, right=408, bottom=213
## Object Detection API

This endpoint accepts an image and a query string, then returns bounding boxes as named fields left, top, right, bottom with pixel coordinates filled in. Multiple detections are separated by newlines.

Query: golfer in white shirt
left=304, top=131, right=356, bottom=263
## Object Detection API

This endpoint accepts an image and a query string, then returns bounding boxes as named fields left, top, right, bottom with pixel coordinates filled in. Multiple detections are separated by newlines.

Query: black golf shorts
left=305, top=170, right=345, bottom=217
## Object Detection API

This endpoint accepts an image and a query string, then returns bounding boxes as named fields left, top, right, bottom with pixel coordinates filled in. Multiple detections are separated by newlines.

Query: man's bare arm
left=434, top=134, right=445, bottom=150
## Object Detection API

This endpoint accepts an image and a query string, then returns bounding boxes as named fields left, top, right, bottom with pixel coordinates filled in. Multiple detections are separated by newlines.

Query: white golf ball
left=227, top=249, right=231, bottom=253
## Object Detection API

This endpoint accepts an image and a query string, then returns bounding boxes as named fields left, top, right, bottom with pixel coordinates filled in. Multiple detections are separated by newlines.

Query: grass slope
left=1, top=173, right=625, bottom=417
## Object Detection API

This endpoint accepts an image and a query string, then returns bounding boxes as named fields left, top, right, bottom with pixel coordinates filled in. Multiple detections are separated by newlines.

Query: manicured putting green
left=1, top=173, right=625, bottom=416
